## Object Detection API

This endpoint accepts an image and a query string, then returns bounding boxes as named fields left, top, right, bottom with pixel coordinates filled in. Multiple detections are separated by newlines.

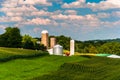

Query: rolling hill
left=0, top=47, right=87, bottom=80
left=32, top=57, right=120, bottom=80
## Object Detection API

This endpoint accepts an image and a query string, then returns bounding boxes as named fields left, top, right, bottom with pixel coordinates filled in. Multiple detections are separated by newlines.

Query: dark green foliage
left=32, top=57, right=120, bottom=80
left=98, top=42, right=120, bottom=55
left=54, top=35, right=120, bottom=55
left=75, top=40, right=120, bottom=55
left=22, top=34, right=35, bottom=49
left=34, top=44, right=47, bottom=51
left=0, top=27, right=22, bottom=48
left=22, top=40, right=34, bottom=49
left=75, top=40, right=106, bottom=53
left=56, top=35, right=71, bottom=50
left=22, top=35, right=46, bottom=50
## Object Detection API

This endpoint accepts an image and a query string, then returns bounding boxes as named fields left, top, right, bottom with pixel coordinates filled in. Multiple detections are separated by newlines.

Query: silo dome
left=41, top=30, right=48, bottom=34
left=53, top=44, right=63, bottom=55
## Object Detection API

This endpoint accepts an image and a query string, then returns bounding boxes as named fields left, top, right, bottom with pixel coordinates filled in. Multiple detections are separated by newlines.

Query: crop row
left=32, top=57, right=120, bottom=80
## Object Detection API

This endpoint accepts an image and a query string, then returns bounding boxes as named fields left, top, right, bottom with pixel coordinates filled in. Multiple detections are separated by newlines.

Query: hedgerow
left=0, top=47, right=49, bottom=62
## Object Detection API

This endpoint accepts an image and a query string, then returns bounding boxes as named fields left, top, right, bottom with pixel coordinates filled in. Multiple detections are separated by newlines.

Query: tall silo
left=70, top=40, right=75, bottom=56
left=41, top=30, right=49, bottom=49
left=50, top=37, right=56, bottom=48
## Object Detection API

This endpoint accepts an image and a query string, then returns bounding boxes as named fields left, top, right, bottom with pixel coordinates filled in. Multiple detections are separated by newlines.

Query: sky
left=0, top=0, right=120, bottom=41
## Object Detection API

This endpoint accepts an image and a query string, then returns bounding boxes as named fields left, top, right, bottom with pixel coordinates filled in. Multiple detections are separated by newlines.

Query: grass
left=0, top=47, right=48, bottom=62
left=2, top=47, right=120, bottom=80
left=33, top=56, right=120, bottom=80
left=0, top=47, right=87, bottom=80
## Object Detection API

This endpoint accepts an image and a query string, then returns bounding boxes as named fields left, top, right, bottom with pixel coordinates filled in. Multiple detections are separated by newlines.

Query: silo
left=41, top=30, right=49, bottom=49
left=70, top=40, right=75, bottom=56
left=53, top=45, right=63, bottom=55
left=50, top=37, right=56, bottom=48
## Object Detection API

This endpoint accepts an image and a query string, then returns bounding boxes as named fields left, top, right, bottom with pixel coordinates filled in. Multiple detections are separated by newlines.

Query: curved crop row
left=32, top=57, right=120, bottom=80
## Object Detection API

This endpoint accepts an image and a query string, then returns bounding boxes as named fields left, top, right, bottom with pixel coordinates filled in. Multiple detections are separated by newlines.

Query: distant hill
left=84, top=38, right=120, bottom=43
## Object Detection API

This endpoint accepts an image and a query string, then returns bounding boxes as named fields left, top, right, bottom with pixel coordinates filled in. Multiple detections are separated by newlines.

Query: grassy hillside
left=1, top=47, right=120, bottom=80
left=33, top=57, right=120, bottom=80
left=0, top=47, right=48, bottom=62
left=0, top=47, right=87, bottom=80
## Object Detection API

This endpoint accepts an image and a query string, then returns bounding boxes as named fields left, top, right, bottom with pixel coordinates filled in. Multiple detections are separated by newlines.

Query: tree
left=22, top=35, right=34, bottom=49
left=34, top=44, right=47, bottom=51
left=88, top=45, right=98, bottom=53
left=75, top=41, right=85, bottom=53
left=0, top=27, right=22, bottom=48
left=98, top=42, right=120, bottom=55
left=22, top=35, right=47, bottom=50
left=56, top=35, right=71, bottom=50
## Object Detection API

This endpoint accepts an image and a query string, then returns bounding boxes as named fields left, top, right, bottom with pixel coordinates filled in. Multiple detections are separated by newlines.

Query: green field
left=1, top=47, right=120, bottom=80
left=0, top=47, right=48, bottom=62
left=0, top=47, right=87, bottom=80
left=33, top=57, right=120, bottom=80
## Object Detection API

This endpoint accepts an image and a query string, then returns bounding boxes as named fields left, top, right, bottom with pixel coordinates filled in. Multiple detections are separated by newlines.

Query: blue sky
left=0, top=0, right=120, bottom=41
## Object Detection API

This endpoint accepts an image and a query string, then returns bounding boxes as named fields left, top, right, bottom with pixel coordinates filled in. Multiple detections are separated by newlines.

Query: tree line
left=0, top=27, right=46, bottom=50
left=55, top=35, right=120, bottom=55
left=0, top=27, right=120, bottom=55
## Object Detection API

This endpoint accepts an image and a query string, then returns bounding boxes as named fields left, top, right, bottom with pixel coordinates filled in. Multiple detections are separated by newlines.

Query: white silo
left=70, top=40, right=75, bottom=56
left=53, top=44, right=63, bottom=55
left=41, top=30, right=49, bottom=49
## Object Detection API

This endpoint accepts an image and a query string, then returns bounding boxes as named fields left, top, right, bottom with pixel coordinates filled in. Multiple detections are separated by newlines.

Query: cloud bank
left=0, top=0, right=120, bottom=40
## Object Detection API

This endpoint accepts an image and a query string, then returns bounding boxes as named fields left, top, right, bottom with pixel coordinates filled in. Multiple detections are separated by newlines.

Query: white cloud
left=0, top=16, right=23, bottom=22
left=0, top=0, right=53, bottom=18
left=96, top=11, right=120, bottom=19
left=2, top=0, right=52, bottom=7
left=22, top=18, right=58, bottom=26
left=18, top=0, right=52, bottom=6
left=97, top=13, right=110, bottom=18
left=62, top=0, right=86, bottom=8
left=113, top=20, right=120, bottom=26
left=51, top=14, right=84, bottom=20
left=101, top=20, right=120, bottom=28
left=51, top=14, right=101, bottom=30
left=25, top=18, right=51, bottom=25
left=1, top=5, right=38, bottom=12
left=0, top=0, right=57, bottom=28
left=87, top=0, right=120, bottom=11
left=1, top=0, right=17, bottom=8
left=112, top=11, right=120, bottom=18
left=53, top=10, right=63, bottom=15
left=62, top=0, right=120, bottom=11
left=0, top=0, right=119, bottom=36
left=6, top=12, right=23, bottom=17
left=64, top=10, right=77, bottom=15
left=31, top=10, right=53, bottom=16
left=33, top=27, right=41, bottom=33
left=51, top=14, right=98, bottom=21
